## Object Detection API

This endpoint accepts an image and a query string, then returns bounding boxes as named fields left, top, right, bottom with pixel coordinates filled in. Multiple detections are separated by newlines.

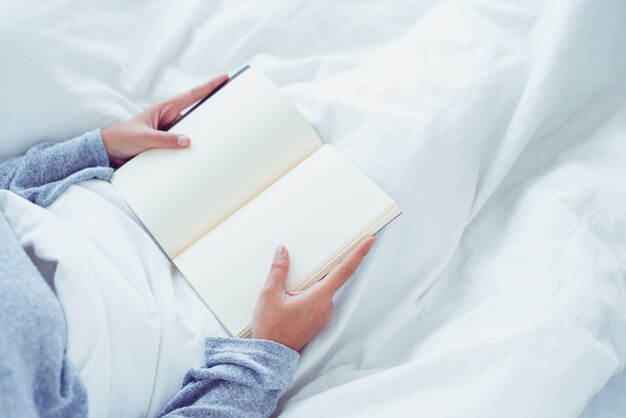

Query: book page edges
left=235, top=201, right=401, bottom=338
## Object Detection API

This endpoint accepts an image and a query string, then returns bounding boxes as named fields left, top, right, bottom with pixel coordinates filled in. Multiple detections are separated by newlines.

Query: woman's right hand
left=251, top=237, right=376, bottom=351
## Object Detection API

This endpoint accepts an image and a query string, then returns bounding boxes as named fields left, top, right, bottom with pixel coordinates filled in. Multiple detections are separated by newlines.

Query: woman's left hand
left=101, top=74, right=228, bottom=167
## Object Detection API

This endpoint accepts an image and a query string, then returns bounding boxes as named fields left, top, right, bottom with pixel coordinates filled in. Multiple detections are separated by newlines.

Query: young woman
left=0, top=74, right=375, bottom=418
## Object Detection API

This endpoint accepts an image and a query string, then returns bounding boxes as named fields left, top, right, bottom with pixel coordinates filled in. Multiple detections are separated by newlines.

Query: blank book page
left=174, top=145, right=395, bottom=335
left=111, top=68, right=321, bottom=258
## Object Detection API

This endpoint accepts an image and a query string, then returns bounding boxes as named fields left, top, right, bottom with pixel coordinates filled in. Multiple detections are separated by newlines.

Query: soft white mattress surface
left=1, top=1, right=625, bottom=417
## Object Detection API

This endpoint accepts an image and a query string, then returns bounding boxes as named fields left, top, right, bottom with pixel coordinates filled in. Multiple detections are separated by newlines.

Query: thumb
left=141, top=130, right=191, bottom=150
left=263, top=245, right=290, bottom=294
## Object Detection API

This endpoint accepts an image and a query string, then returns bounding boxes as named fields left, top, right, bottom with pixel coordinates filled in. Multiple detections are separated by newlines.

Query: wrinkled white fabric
left=1, top=0, right=625, bottom=417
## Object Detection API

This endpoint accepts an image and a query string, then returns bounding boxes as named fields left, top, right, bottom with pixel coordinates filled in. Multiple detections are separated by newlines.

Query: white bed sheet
left=1, top=0, right=625, bottom=417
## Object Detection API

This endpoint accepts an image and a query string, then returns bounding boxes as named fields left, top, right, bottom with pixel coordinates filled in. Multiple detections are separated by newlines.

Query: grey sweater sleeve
left=158, top=337, right=300, bottom=418
left=0, top=130, right=113, bottom=207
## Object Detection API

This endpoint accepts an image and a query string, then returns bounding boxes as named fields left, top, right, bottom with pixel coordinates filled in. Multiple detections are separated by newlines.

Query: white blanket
left=1, top=1, right=625, bottom=417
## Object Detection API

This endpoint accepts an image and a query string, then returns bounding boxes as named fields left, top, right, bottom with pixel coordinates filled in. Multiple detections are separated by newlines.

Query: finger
left=286, top=290, right=305, bottom=297
left=262, top=245, right=290, bottom=294
left=139, top=130, right=191, bottom=150
left=166, top=74, right=229, bottom=114
left=310, top=237, right=376, bottom=297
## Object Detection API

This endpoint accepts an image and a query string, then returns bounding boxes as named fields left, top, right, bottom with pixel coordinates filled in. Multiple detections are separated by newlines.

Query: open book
left=111, top=66, right=401, bottom=337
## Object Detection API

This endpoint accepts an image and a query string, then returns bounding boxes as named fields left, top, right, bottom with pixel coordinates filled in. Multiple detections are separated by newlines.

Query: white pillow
left=0, top=0, right=223, bottom=158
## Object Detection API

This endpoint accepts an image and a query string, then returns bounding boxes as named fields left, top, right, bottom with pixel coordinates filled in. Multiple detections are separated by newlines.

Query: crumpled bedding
left=1, top=0, right=625, bottom=417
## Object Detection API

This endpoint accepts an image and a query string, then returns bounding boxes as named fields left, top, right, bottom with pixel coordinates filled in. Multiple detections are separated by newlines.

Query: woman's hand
left=251, top=237, right=376, bottom=351
left=101, top=74, right=228, bottom=167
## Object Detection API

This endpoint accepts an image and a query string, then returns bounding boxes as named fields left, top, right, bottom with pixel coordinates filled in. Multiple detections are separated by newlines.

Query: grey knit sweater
left=0, top=130, right=299, bottom=417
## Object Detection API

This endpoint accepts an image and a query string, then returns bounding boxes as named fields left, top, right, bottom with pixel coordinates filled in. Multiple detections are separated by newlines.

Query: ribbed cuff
left=79, top=129, right=111, bottom=168
left=204, top=336, right=300, bottom=390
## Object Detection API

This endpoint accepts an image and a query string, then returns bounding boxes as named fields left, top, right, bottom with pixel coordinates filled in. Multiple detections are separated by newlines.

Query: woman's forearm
left=0, top=130, right=113, bottom=207
left=157, top=337, right=299, bottom=418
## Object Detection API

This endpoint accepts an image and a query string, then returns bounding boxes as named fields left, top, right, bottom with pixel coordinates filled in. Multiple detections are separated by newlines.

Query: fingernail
left=368, top=237, right=376, bottom=250
left=177, top=135, right=190, bottom=147
left=275, top=245, right=285, bottom=256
